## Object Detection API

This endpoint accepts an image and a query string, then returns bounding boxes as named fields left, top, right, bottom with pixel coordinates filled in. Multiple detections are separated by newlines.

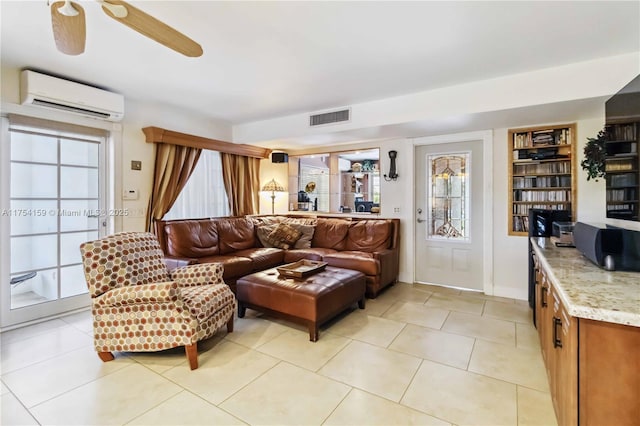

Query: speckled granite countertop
left=531, top=238, right=640, bottom=327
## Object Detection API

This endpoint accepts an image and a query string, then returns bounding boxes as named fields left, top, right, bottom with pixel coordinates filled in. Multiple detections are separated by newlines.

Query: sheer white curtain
left=163, top=149, right=229, bottom=220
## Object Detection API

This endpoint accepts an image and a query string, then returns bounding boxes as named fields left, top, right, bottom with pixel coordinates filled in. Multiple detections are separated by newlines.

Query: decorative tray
left=277, top=260, right=327, bottom=278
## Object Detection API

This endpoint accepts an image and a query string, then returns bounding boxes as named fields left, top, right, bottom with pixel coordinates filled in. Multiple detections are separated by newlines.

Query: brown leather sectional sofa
left=154, top=215, right=400, bottom=298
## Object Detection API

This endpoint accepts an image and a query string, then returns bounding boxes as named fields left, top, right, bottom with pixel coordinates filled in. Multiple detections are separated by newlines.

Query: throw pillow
left=266, top=223, right=302, bottom=249
left=289, top=224, right=315, bottom=249
left=256, top=224, right=277, bottom=248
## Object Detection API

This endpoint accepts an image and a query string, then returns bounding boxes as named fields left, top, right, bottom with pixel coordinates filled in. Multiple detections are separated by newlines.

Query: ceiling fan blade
left=100, top=0, right=203, bottom=57
left=50, top=1, right=86, bottom=55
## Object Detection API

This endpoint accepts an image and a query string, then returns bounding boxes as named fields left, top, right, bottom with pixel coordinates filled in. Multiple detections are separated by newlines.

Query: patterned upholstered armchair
left=79, top=232, right=236, bottom=370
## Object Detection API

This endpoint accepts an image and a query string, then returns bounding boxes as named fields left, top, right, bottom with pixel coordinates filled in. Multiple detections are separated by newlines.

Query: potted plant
left=580, top=128, right=608, bottom=181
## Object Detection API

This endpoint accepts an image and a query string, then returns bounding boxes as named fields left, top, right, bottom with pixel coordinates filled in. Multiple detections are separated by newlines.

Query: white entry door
left=415, top=140, right=484, bottom=291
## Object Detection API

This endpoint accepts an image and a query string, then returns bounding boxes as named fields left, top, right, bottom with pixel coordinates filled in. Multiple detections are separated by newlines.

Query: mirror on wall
left=288, top=154, right=330, bottom=212
left=605, top=74, right=640, bottom=222
left=337, top=149, right=380, bottom=213
left=288, top=148, right=380, bottom=214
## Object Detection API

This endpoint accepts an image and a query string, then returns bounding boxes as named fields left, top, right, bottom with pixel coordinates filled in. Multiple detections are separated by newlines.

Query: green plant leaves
left=580, top=129, right=607, bottom=181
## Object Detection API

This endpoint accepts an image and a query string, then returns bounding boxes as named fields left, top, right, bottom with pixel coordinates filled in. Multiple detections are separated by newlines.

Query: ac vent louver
left=309, top=108, right=350, bottom=126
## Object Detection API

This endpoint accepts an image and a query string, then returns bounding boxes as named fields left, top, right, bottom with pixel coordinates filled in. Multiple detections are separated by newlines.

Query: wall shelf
left=508, top=123, right=577, bottom=235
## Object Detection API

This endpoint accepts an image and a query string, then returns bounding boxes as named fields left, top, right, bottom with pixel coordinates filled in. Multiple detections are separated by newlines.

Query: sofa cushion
left=345, top=220, right=392, bottom=252
left=216, top=217, right=256, bottom=254
left=233, top=247, right=285, bottom=271
left=312, top=218, right=351, bottom=250
left=256, top=224, right=277, bottom=248
left=197, top=255, right=253, bottom=279
left=323, top=251, right=379, bottom=276
left=265, top=223, right=302, bottom=249
left=164, top=219, right=219, bottom=257
left=283, top=248, right=337, bottom=263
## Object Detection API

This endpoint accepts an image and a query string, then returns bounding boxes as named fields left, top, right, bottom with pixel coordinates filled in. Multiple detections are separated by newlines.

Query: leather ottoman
left=236, top=266, right=366, bottom=341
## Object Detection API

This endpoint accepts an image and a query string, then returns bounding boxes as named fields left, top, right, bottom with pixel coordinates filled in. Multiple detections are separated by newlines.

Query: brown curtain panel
left=220, top=153, right=260, bottom=216
left=146, top=144, right=202, bottom=231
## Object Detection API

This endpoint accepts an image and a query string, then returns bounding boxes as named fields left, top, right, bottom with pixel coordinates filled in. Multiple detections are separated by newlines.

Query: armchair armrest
left=164, top=255, right=197, bottom=271
left=170, top=263, right=225, bottom=287
left=94, top=281, right=180, bottom=307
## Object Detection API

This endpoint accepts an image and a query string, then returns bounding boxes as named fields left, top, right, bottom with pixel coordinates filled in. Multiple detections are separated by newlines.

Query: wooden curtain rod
left=143, top=126, right=271, bottom=159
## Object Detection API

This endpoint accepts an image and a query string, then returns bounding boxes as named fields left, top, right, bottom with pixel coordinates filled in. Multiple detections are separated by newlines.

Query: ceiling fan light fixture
left=56, top=0, right=80, bottom=17
left=96, top=0, right=128, bottom=18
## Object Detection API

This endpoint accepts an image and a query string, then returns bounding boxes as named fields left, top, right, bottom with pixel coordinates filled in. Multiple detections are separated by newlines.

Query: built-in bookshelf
left=605, top=122, right=639, bottom=221
left=508, top=123, right=577, bottom=236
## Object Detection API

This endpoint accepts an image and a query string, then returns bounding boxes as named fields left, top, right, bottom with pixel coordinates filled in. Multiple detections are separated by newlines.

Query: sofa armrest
left=170, top=263, right=225, bottom=287
left=374, top=248, right=399, bottom=283
left=94, top=282, right=180, bottom=307
left=164, top=255, right=197, bottom=271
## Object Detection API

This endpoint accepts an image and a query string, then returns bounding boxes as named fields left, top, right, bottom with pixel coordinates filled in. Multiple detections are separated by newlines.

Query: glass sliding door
left=2, top=119, right=107, bottom=326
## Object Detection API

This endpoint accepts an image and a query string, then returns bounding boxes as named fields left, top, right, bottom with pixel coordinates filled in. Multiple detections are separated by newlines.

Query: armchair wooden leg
left=98, top=351, right=114, bottom=362
left=185, top=344, right=198, bottom=370
left=226, top=315, right=234, bottom=333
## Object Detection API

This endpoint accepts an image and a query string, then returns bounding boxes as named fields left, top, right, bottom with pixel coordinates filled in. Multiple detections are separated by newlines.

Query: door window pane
left=10, top=199, right=58, bottom=235
left=10, top=234, right=58, bottom=272
left=427, top=153, right=470, bottom=241
left=10, top=268, right=57, bottom=309
left=60, top=231, right=96, bottom=266
left=60, top=264, right=88, bottom=298
left=60, top=199, right=99, bottom=232
left=10, top=163, right=57, bottom=198
left=60, top=167, right=98, bottom=198
left=10, top=132, right=57, bottom=163
left=61, top=139, right=98, bottom=167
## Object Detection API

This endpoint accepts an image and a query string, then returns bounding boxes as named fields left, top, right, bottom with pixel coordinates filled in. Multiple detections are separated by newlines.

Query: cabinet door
left=579, top=319, right=640, bottom=426
left=552, top=289, right=577, bottom=426
left=538, top=269, right=552, bottom=364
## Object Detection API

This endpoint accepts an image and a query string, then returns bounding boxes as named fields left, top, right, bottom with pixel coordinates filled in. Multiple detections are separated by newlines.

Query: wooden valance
left=143, top=126, right=271, bottom=159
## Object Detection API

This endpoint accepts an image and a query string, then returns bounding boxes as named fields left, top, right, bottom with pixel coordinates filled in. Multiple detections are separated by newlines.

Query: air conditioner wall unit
left=20, top=70, right=124, bottom=122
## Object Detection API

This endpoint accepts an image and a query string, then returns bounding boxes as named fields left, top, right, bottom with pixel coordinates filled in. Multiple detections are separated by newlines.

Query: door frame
left=412, top=130, right=494, bottom=295
left=0, top=112, right=119, bottom=330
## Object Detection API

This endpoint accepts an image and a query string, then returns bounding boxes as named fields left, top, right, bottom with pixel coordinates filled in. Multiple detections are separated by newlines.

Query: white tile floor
left=0, top=283, right=558, bottom=426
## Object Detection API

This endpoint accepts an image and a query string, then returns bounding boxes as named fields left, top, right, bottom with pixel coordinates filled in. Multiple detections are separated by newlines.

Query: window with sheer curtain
left=163, top=149, right=229, bottom=220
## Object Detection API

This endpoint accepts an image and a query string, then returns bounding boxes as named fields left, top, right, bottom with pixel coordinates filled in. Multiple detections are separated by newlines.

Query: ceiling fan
left=49, top=0, right=203, bottom=57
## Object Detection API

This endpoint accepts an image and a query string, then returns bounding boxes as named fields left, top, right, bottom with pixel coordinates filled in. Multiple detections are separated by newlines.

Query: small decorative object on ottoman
left=236, top=266, right=366, bottom=341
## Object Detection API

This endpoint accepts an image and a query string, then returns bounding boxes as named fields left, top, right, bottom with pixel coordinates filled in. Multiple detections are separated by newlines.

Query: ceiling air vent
left=309, top=108, right=350, bottom=126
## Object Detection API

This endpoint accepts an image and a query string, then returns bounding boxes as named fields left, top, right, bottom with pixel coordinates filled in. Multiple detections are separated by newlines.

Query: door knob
left=417, top=218, right=425, bottom=223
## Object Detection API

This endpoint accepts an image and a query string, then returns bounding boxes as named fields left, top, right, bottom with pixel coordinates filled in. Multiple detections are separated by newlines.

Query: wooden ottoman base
left=236, top=266, right=366, bottom=341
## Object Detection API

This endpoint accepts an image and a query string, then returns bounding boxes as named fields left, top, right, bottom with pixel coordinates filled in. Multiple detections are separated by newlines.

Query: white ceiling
left=1, top=1, right=639, bottom=137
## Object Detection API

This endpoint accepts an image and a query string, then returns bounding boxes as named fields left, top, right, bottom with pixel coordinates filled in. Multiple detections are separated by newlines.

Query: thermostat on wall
left=123, top=189, right=139, bottom=200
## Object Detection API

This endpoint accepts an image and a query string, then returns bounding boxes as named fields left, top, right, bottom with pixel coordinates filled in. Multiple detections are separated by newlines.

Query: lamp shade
left=261, top=179, right=285, bottom=192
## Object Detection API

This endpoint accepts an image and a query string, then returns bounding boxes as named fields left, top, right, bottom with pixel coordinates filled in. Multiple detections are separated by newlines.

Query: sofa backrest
left=312, top=217, right=351, bottom=250
left=216, top=217, right=256, bottom=254
left=161, top=219, right=220, bottom=258
left=344, top=219, right=393, bottom=252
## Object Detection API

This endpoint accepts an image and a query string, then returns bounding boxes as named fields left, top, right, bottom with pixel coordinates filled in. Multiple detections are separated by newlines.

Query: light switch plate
left=131, top=160, right=142, bottom=171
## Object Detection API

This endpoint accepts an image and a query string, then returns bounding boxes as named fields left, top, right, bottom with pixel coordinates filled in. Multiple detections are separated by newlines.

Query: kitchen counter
left=531, top=237, right=640, bottom=327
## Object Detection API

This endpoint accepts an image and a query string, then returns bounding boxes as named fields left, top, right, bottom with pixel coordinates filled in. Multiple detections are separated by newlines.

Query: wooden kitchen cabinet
left=535, top=257, right=640, bottom=426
